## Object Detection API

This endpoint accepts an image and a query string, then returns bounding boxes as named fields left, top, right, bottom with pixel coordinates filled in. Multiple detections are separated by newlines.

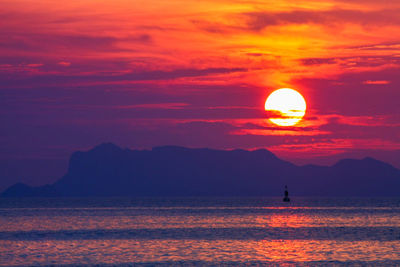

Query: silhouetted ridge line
left=2, top=143, right=400, bottom=197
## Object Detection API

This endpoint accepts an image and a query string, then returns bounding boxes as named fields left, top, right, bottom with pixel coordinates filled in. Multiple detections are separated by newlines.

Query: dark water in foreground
left=1, top=197, right=400, bottom=266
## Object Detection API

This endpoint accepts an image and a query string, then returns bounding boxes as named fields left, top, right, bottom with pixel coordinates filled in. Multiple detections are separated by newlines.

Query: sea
left=0, top=197, right=400, bottom=266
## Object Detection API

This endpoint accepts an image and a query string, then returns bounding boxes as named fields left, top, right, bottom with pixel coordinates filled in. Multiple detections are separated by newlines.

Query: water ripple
left=1, top=226, right=399, bottom=241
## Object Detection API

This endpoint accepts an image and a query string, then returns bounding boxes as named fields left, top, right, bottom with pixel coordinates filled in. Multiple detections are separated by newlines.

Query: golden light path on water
left=1, top=240, right=399, bottom=265
left=2, top=210, right=400, bottom=231
left=1, top=205, right=400, bottom=265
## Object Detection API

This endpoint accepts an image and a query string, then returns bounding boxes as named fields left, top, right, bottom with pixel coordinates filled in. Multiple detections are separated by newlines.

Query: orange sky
left=1, top=0, right=400, bottom=188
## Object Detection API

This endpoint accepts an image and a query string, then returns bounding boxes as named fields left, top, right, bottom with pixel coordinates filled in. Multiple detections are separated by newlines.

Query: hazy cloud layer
left=1, top=0, right=400, bottom=188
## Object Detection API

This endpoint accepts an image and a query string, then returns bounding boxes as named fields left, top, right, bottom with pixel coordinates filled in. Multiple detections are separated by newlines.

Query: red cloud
left=362, top=80, right=390, bottom=85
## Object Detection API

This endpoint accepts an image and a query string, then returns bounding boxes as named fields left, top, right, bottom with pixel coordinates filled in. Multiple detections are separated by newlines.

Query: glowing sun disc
left=265, top=88, right=306, bottom=126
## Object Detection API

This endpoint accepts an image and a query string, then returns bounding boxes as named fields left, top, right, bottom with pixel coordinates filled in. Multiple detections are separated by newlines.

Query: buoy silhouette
left=283, top=185, right=290, bottom=202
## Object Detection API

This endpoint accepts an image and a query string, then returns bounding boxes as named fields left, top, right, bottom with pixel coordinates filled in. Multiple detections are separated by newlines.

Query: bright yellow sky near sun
left=5, top=0, right=398, bottom=77
left=3, top=0, right=399, bottom=130
left=2, top=0, right=398, bottom=97
left=1, top=0, right=400, bottom=160
left=2, top=0, right=399, bottom=102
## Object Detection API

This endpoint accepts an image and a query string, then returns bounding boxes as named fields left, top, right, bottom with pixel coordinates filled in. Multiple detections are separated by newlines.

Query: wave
left=1, top=226, right=399, bottom=241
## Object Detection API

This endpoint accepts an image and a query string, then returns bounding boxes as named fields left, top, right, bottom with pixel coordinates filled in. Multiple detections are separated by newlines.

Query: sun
left=264, top=88, right=306, bottom=126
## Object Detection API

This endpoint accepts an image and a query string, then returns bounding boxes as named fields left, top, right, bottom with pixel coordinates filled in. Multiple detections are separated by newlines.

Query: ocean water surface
left=1, top=197, right=400, bottom=266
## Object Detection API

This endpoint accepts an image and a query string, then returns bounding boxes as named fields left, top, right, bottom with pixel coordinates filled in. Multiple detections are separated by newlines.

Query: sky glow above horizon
left=1, top=0, right=400, bottom=187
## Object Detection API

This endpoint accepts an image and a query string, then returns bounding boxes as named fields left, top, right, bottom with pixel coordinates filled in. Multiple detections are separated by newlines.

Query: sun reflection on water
left=1, top=201, right=400, bottom=266
left=1, top=239, right=399, bottom=266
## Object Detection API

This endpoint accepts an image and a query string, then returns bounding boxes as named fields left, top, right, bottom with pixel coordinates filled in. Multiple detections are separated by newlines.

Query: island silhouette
left=2, top=143, right=400, bottom=197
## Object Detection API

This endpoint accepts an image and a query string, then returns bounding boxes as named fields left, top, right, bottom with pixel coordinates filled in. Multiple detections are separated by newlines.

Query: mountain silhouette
left=2, top=143, right=400, bottom=197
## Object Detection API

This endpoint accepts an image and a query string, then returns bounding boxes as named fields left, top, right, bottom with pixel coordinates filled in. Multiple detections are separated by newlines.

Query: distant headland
left=2, top=143, right=400, bottom=197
